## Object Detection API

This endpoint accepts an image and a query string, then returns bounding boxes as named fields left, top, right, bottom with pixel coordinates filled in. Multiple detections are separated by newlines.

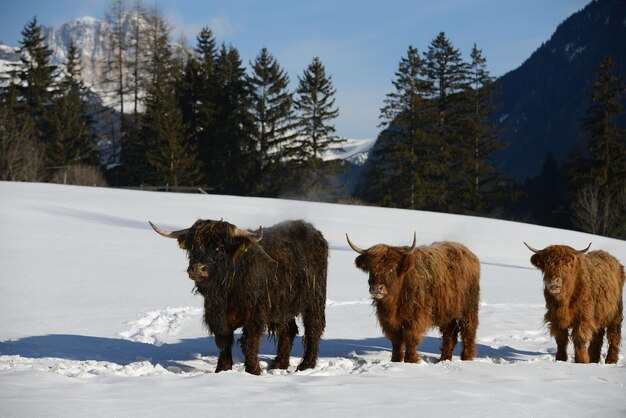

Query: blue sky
left=0, top=0, right=590, bottom=139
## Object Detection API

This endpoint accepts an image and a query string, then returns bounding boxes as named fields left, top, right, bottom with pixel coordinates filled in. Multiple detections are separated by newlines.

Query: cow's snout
left=546, top=277, right=562, bottom=295
left=188, top=263, right=209, bottom=281
left=369, top=283, right=387, bottom=299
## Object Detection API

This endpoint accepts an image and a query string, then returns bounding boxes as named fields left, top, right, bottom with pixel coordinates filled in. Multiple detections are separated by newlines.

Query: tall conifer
left=179, top=27, right=221, bottom=188
left=14, top=17, right=57, bottom=142
left=248, top=47, right=296, bottom=195
left=463, top=44, right=511, bottom=214
left=361, top=46, right=436, bottom=209
left=424, top=32, right=470, bottom=212
left=211, top=44, right=256, bottom=195
left=568, top=55, right=626, bottom=237
left=293, top=57, right=341, bottom=162
left=137, top=7, right=201, bottom=186
left=45, top=42, right=97, bottom=168
left=291, top=57, right=342, bottom=196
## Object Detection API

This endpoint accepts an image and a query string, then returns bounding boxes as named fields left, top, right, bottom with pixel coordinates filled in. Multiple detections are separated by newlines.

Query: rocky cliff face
left=41, top=16, right=112, bottom=89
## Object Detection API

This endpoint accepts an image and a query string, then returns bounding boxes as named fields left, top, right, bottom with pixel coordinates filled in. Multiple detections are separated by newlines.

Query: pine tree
left=208, top=44, right=256, bottom=195
left=293, top=57, right=341, bottom=161
left=464, top=44, right=511, bottom=214
left=13, top=17, right=57, bottom=142
left=359, top=45, right=436, bottom=209
left=292, top=57, right=342, bottom=196
left=424, top=32, right=470, bottom=213
left=568, top=55, right=626, bottom=237
left=248, top=47, right=296, bottom=195
left=137, top=7, right=201, bottom=187
left=180, top=27, right=220, bottom=188
left=44, top=42, right=98, bottom=168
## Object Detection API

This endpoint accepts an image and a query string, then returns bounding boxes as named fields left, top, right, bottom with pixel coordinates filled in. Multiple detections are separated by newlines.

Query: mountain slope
left=493, top=0, right=626, bottom=180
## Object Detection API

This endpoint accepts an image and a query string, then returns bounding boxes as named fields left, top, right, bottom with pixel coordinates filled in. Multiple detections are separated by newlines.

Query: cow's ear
left=229, top=237, right=250, bottom=263
left=399, top=254, right=414, bottom=275
left=177, top=235, right=188, bottom=250
left=355, top=254, right=370, bottom=272
left=530, top=253, right=543, bottom=270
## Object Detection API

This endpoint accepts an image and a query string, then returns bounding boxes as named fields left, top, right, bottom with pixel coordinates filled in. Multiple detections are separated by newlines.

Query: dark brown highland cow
left=347, top=234, right=480, bottom=363
left=150, top=219, right=328, bottom=375
left=525, top=242, right=625, bottom=363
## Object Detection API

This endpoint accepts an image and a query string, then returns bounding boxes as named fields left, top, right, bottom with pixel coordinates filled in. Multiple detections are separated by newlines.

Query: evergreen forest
left=1, top=1, right=624, bottom=239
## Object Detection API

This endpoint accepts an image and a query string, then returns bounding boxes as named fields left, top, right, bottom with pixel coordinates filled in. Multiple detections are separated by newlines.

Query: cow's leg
left=439, top=320, right=459, bottom=362
left=215, top=333, right=234, bottom=373
left=587, top=328, right=605, bottom=363
left=298, top=310, right=325, bottom=371
left=270, top=319, right=298, bottom=370
left=403, top=336, right=422, bottom=363
left=606, top=307, right=623, bottom=364
left=239, top=325, right=263, bottom=375
left=460, top=285, right=479, bottom=360
left=390, top=333, right=405, bottom=362
left=403, top=325, right=424, bottom=363
left=571, top=324, right=591, bottom=364
left=552, top=327, right=569, bottom=362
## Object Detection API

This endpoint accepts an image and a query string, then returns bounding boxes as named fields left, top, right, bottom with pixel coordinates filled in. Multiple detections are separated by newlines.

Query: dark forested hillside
left=493, top=0, right=626, bottom=181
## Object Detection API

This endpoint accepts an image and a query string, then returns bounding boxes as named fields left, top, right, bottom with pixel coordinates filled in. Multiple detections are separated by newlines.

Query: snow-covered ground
left=1, top=181, right=624, bottom=417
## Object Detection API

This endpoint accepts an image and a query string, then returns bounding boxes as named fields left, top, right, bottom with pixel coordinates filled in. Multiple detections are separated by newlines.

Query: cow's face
left=149, top=219, right=263, bottom=283
left=347, top=234, right=417, bottom=301
left=353, top=244, right=415, bottom=301
left=184, top=220, right=235, bottom=282
left=526, top=243, right=590, bottom=299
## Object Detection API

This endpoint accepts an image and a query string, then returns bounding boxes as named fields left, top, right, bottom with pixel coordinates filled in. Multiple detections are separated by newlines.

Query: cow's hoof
left=296, top=360, right=315, bottom=371
left=215, top=362, right=233, bottom=373
left=269, top=359, right=289, bottom=370
left=245, top=365, right=262, bottom=375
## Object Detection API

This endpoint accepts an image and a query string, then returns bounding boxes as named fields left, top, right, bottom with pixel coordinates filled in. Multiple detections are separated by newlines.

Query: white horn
left=148, top=221, right=189, bottom=239
left=233, top=226, right=263, bottom=242
left=404, top=232, right=417, bottom=255
left=346, top=234, right=366, bottom=255
left=523, top=242, right=541, bottom=254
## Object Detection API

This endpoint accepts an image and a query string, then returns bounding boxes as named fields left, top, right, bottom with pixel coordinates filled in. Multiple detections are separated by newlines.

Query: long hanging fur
left=353, top=240, right=480, bottom=363
left=182, top=219, right=328, bottom=375
left=529, top=245, right=625, bottom=363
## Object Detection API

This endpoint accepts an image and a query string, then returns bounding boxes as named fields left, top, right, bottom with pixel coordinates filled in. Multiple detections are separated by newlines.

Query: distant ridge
left=492, top=0, right=626, bottom=180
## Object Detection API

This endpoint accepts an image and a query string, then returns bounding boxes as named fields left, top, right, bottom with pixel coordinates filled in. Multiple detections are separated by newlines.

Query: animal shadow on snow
left=0, top=334, right=541, bottom=371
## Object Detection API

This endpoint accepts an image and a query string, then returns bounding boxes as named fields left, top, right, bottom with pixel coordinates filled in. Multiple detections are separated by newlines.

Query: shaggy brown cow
left=525, top=242, right=625, bottom=364
left=150, top=219, right=328, bottom=375
left=347, top=234, right=480, bottom=363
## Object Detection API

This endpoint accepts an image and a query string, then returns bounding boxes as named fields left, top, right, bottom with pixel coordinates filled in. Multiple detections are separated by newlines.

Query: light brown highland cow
left=525, top=242, right=625, bottom=363
left=347, top=234, right=480, bottom=363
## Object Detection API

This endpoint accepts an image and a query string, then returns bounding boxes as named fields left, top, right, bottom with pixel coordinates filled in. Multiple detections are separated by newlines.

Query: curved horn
left=523, top=242, right=542, bottom=254
left=148, top=221, right=189, bottom=239
left=234, top=226, right=263, bottom=243
left=346, top=234, right=366, bottom=255
left=576, top=242, right=592, bottom=254
left=404, top=232, right=417, bottom=255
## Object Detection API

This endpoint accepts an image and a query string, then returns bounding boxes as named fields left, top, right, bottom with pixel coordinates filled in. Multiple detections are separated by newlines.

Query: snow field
left=0, top=181, right=624, bottom=417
